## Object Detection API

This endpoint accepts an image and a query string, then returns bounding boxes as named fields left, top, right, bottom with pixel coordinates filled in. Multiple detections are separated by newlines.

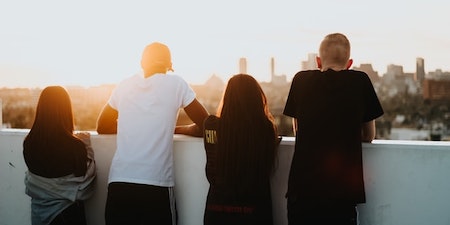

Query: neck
left=320, top=65, right=347, bottom=72
left=143, top=69, right=167, bottom=78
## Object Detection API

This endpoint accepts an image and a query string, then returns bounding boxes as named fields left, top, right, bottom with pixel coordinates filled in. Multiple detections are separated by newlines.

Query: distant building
left=239, top=57, right=247, bottom=74
left=0, top=98, right=2, bottom=128
left=423, top=79, right=450, bottom=101
left=428, top=69, right=450, bottom=80
left=353, top=63, right=380, bottom=82
left=270, top=57, right=288, bottom=86
left=191, top=74, right=225, bottom=113
left=385, top=64, right=404, bottom=81
left=415, top=57, right=425, bottom=83
left=301, top=53, right=318, bottom=70
left=204, top=74, right=225, bottom=90
left=378, top=64, right=420, bottom=96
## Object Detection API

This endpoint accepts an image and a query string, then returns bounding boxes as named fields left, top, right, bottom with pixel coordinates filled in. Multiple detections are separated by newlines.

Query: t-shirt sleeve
left=362, top=75, right=384, bottom=122
left=180, top=78, right=196, bottom=108
left=203, top=115, right=219, bottom=184
left=283, top=73, right=299, bottom=118
left=108, top=86, right=119, bottom=110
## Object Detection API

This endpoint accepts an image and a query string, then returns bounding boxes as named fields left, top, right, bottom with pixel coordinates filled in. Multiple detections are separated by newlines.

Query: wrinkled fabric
left=24, top=147, right=96, bottom=225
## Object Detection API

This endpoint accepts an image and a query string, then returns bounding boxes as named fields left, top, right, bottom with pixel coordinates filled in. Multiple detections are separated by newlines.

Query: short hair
left=141, top=42, right=173, bottom=72
left=319, top=33, right=351, bottom=67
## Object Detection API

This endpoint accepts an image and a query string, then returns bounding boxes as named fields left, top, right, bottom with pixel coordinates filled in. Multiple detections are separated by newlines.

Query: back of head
left=216, top=74, right=277, bottom=197
left=219, top=74, right=268, bottom=121
left=28, top=86, right=74, bottom=140
left=141, top=42, right=174, bottom=74
left=319, top=33, right=351, bottom=68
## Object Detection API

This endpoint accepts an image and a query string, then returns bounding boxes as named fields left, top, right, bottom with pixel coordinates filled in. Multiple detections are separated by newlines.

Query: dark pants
left=50, top=201, right=87, bottom=225
left=105, top=182, right=175, bottom=225
left=287, top=199, right=357, bottom=225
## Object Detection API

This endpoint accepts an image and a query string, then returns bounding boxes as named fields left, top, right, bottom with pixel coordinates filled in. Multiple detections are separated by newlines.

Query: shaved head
left=319, top=33, right=351, bottom=68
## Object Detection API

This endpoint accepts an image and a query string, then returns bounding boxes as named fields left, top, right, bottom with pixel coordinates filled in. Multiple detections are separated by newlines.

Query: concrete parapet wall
left=1, top=130, right=450, bottom=225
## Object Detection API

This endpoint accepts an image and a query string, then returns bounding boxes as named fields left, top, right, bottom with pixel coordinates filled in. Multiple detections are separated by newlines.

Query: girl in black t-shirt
left=203, top=74, right=279, bottom=225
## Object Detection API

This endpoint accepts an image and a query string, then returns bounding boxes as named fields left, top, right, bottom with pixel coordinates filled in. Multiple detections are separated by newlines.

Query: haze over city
left=1, top=0, right=449, bottom=88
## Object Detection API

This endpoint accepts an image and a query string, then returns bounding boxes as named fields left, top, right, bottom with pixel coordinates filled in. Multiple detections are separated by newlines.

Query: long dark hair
left=216, top=74, right=278, bottom=197
left=24, top=86, right=77, bottom=146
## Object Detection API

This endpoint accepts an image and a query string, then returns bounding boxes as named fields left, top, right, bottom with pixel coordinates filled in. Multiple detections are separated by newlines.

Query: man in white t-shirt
left=97, top=42, right=209, bottom=225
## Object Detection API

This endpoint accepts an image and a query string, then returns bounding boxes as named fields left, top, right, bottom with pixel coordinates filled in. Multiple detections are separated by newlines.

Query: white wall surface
left=1, top=130, right=450, bottom=225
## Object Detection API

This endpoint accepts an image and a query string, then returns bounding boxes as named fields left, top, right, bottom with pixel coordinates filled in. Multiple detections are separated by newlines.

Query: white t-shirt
left=108, top=73, right=196, bottom=187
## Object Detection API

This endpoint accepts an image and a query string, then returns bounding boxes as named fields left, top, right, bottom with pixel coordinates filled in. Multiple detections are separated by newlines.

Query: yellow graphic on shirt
left=205, top=129, right=217, bottom=144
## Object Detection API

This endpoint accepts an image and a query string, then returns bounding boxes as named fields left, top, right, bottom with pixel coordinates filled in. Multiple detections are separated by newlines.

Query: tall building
left=239, top=57, right=247, bottom=74
left=353, top=64, right=380, bottom=82
left=428, top=69, right=450, bottom=80
left=423, top=79, right=450, bottom=100
left=301, top=53, right=318, bottom=70
left=269, top=57, right=287, bottom=86
left=415, top=57, right=425, bottom=82
left=270, top=57, right=275, bottom=77
left=0, top=98, right=2, bottom=128
left=383, top=64, right=404, bottom=82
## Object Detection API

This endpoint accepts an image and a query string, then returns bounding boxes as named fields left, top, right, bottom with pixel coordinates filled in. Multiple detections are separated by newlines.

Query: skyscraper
left=271, top=57, right=275, bottom=78
left=0, top=99, right=2, bottom=128
left=269, top=57, right=287, bottom=86
left=353, top=64, right=380, bottom=82
left=415, top=57, right=425, bottom=82
left=301, top=53, right=318, bottom=70
left=239, top=57, right=247, bottom=74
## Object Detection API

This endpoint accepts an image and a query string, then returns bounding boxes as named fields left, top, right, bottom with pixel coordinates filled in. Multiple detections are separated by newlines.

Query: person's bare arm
left=361, top=120, right=376, bottom=143
left=292, top=118, right=298, bottom=136
left=96, top=104, right=118, bottom=134
left=175, top=99, right=209, bottom=137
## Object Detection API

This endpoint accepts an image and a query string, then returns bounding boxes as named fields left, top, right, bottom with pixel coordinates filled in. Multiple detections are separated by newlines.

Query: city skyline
left=1, top=0, right=450, bottom=88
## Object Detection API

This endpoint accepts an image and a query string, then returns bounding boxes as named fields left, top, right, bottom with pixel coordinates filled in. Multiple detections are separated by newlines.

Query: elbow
left=361, top=131, right=375, bottom=143
left=96, top=124, right=117, bottom=134
left=96, top=127, right=107, bottom=134
left=361, top=120, right=376, bottom=143
left=361, top=136, right=374, bottom=143
left=96, top=127, right=106, bottom=134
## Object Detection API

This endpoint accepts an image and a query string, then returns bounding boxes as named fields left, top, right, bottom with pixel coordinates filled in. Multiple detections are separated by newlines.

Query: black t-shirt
left=283, top=69, right=384, bottom=204
left=203, top=115, right=273, bottom=225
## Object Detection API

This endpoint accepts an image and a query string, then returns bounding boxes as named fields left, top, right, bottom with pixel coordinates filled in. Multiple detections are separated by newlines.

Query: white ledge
left=1, top=129, right=450, bottom=225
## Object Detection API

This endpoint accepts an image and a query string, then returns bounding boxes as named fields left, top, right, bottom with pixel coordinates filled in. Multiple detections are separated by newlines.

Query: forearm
left=96, top=104, right=118, bottom=134
left=292, top=118, right=297, bottom=136
left=97, top=122, right=117, bottom=134
left=175, top=124, right=203, bottom=137
left=361, top=120, right=376, bottom=143
left=178, top=99, right=209, bottom=137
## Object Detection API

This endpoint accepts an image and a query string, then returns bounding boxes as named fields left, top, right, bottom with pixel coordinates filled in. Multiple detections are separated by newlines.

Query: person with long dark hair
left=23, top=86, right=96, bottom=225
left=203, top=74, right=279, bottom=225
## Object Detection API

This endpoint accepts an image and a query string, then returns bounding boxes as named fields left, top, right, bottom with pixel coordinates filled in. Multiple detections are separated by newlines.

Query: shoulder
left=204, top=115, right=219, bottom=128
left=293, top=70, right=319, bottom=79
left=113, top=74, right=140, bottom=92
left=120, top=73, right=141, bottom=84
left=158, top=74, right=192, bottom=90
left=163, top=74, right=188, bottom=83
left=291, top=70, right=321, bottom=85
left=346, top=70, right=371, bottom=79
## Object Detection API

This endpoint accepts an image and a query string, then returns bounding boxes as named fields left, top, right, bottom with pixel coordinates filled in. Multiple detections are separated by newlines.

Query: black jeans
left=287, top=199, right=357, bottom=225
left=105, top=182, right=175, bottom=225
left=50, top=201, right=87, bottom=225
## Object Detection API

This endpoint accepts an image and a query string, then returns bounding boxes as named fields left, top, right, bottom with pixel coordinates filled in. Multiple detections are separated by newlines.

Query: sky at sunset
left=1, top=0, right=449, bottom=88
